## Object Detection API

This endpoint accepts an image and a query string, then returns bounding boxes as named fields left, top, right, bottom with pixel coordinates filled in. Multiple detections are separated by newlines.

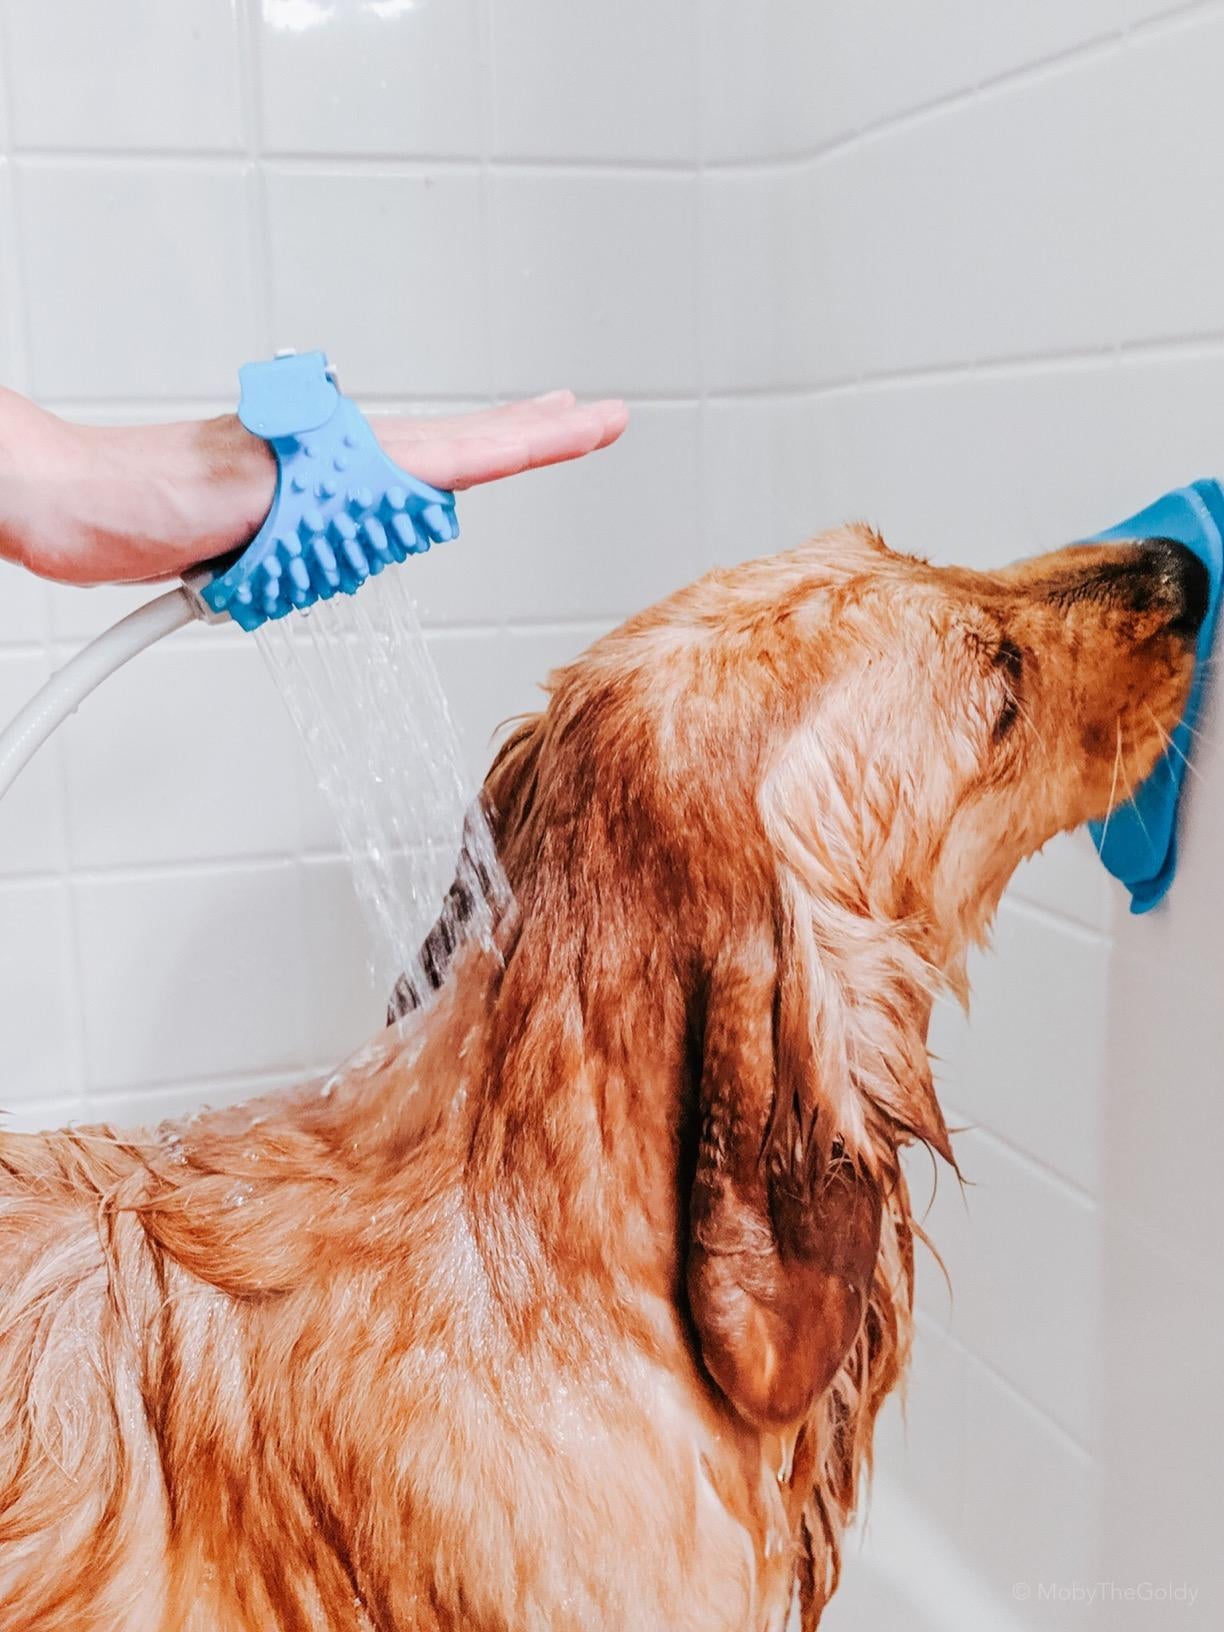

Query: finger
left=592, top=399, right=629, bottom=449
left=403, top=434, right=528, bottom=490
left=513, top=402, right=622, bottom=469
left=459, top=402, right=627, bottom=487
left=522, top=389, right=578, bottom=411
left=406, top=402, right=627, bottom=490
left=380, top=391, right=580, bottom=447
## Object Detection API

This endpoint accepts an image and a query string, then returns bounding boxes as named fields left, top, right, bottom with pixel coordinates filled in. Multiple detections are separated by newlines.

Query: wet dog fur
left=0, top=526, right=1205, bottom=1630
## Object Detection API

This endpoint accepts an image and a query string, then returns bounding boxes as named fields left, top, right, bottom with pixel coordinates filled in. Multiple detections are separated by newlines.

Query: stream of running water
left=256, top=564, right=510, bottom=1011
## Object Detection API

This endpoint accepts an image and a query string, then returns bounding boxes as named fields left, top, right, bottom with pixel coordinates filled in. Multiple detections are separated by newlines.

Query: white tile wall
left=959, top=1362, right=1100, bottom=1616
left=698, top=0, right=826, bottom=162
left=489, top=0, right=697, bottom=162
left=258, top=0, right=483, bottom=159
left=458, top=401, right=703, bottom=623
left=699, top=397, right=834, bottom=566
left=808, top=34, right=1224, bottom=388
left=0, top=878, right=78, bottom=1105
left=488, top=172, right=700, bottom=396
left=499, top=620, right=615, bottom=720
left=871, top=1315, right=969, bottom=1540
left=1101, top=944, right=1224, bottom=1280
left=0, top=557, right=49, bottom=646
left=3, top=0, right=245, bottom=153
left=917, top=1127, right=1101, bottom=1449
left=931, top=901, right=1108, bottom=1195
left=15, top=162, right=258, bottom=401
left=801, top=0, right=1126, bottom=150
left=700, top=168, right=820, bottom=392
left=0, top=651, right=64, bottom=875
left=263, top=168, right=488, bottom=396
left=0, top=157, right=21, bottom=389
left=74, top=861, right=308, bottom=1093
left=1, top=0, right=1222, bottom=1623
left=60, top=638, right=303, bottom=869
left=298, top=854, right=387, bottom=1066
left=803, top=1, right=1224, bottom=1624
left=1008, top=830, right=1114, bottom=936
left=1100, top=1219, right=1224, bottom=1623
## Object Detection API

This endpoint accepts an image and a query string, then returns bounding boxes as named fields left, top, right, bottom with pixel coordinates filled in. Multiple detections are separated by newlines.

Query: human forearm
left=0, top=393, right=275, bottom=585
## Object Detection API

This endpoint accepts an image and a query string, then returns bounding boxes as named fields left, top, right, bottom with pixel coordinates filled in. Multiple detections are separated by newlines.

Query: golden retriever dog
left=0, top=526, right=1206, bottom=1631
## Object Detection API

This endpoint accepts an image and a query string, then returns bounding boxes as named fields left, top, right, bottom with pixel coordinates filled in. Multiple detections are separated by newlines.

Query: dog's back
left=1, top=1129, right=176, bottom=1629
left=0, top=985, right=785, bottom=1632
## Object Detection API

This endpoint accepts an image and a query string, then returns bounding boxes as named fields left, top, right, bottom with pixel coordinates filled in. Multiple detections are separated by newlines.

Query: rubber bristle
left=199, top=382, right=458, bottom=631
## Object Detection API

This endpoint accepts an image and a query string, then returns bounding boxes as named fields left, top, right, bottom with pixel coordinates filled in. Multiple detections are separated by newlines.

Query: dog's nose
left=1140, top=537, right=1210, bottom=638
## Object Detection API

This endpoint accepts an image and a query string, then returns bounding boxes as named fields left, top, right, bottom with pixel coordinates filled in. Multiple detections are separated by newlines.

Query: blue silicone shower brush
left=1086, top=479, right=1224, bottom=914
left=0, top=350, right=462, bottom=799
left=190, top=350, right=459, bottom=632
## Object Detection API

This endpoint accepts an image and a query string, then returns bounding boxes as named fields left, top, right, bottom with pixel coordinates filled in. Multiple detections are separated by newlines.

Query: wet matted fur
left=0, top=527, right=1205, bottom=1630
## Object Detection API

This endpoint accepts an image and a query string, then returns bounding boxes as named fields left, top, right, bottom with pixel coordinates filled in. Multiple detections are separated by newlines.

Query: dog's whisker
left=1095, top=716, right=1125, bottom=853
left=1118, top=752, right=1156, bottom=851
left=1143, top=704, right=1206, bottom=787
left=1179, top=718, right=1220, bottom=753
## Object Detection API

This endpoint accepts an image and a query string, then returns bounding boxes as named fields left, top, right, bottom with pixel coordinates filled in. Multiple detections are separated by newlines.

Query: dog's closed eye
left=992, top=639, right=1024, bottom=741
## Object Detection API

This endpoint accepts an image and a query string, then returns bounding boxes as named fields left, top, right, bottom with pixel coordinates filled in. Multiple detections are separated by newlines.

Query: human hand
left=0, top=388, right=628, bottom=586
left=373, top=391, right=628, bottom=492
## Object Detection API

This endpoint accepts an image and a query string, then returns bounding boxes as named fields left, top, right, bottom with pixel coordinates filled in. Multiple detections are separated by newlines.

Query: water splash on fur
left=256, top=565, right=510, bottom=1005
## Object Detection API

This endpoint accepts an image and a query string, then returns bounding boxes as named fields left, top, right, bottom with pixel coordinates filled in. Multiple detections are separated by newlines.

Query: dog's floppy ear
left=686, top=917, right=883, bottom=1431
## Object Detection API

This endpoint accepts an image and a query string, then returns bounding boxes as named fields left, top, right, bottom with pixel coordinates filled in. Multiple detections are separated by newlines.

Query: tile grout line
left=823, top=22, right=1124, bottom=164
left=1001, top=891, right=1115, bottom=947
left=87, top=1065, right=312, bottom=1111
left=808, top=335, right=1224, bottom=399
left=474, top=0, right=506, bottom=661
left=968, top=1121, right=1098, bottom=1210
left=35, top=324, right=1224, bottom=420
left=938, top=1322, right=1098, bottom=1466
